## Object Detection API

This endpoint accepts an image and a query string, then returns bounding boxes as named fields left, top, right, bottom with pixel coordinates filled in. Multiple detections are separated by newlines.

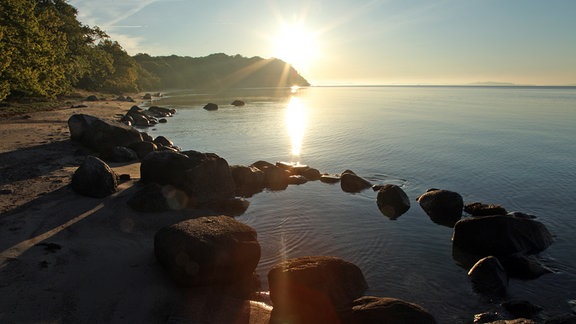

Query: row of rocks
left=120, top=105, right=175, bottom=127
left=203, top=100, right=246, bottom=111
left=154, top=215, right=437, bottom=323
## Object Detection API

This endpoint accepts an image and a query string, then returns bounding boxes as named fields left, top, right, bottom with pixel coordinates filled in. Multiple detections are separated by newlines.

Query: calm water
left=150, top=86, right=576, bottom=323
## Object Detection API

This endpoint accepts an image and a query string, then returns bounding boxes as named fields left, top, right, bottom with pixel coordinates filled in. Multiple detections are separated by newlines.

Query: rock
left=128, top=141, right=157, bottom=159
left=468, top=256, right=508, bottom=297
left=140, top=150, right=235, bottom=206
left=352, top=296, right=437, bottom=324
left=320, top=174, right=341, bottom=184
left=464, top=202, right=508, bottom=216
left=154, top=216, right=261, bottom=286
left=85, top=95, right=98, bottom=101
left=159, top=118, right=167, bottom=123
left=474, top=311, right=503, bottom=323
left=340, top=170, right=372, bottom=193
left=231, top=99, right=245, bottom=106
left=203, top=102, right=218, bottom=111
left=143, top=93, right=152, bottom=100
left=499, top=254, right=553, bottom=279
left=71, top=156, right=118, bottom=198
left=140, top=132, right=153, bottom=142
left=288, top=175, right=308, bottom=185
left=258, top=164, right=289, bottom=191
left=502, top=300, right=542, bottom=319
left=119, top=174, right=131, bottom=181
left=376, top=184, right=410, bottom=219
left=68, top=114, right=143, bottom=153
left=268, top=256, right=368, bottom=323
left=453, top=215, right=554, bottom=256
left=230, top=165, right=265, bottom=197
left=417, top=189, right=463, bottom=227
left=202, top=197, right=250, bottom=216
left=103, top=146, right=138, bottom=162
left=125, top=96, right=135, bottom=102
left=153, top=135, right=174, bottom=148
left=127, top=183, right=170, bottom=212
left=545, top=313, right=576, bottom=324
left=251, top=160, right=275, bottom=170
left=148, top=106, right=174, bottom=117
left=300, top=167, right=321, bottom=181
left=127, top=109, right=153, bottom=127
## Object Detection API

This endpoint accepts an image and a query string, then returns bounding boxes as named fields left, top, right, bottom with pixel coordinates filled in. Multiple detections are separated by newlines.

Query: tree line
left=0, top=0, right=309, bottom=102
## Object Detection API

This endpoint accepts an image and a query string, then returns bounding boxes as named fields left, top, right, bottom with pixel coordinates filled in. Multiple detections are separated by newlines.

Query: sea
left=147, top=85, right=576, bottom=323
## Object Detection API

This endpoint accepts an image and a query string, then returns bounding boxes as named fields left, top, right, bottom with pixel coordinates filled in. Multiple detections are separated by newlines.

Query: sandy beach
left=0, top=99, right=271, bottom=323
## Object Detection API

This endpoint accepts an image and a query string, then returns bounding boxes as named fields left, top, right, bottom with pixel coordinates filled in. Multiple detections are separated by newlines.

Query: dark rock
left=502, top=300, right=543, bottom=319
left=320, top=174, right=341, bottom=184
left=300, top=167, right=321, bottom=181
left=71, top=104, right=88, bottom=108
left=468, top=256, right=508, bottom=297
left=474, top=311, right=503, bottom=323
left=104, top=146, right=138, bottom=163
left=127, top=109, right=153, bottom=127
left=86, top=95, right=98, bottom=101
left=417, top=189, right=463, bottom=227
left=251, top=160, right=275, bottom=170
left=465, top=202, right=508, bottom=216
left=203, top=102, right=218, bottom=111
left=0, top=189, right=14, bottom=195
left=258, top=164, right=290, bottom=191
left=231, top=100, right=245, bottom=106
left=158, top=118, right=167, bottom=123
left=341, top=170, right=372, bottom=193
left=268, top=256, right=367, bottom=323
left=352, top=296, right=437, bottom=324
left=376, top=184, right=410, bottom=219
left=119, top=174, right=131, bottom=181
left=148, top=106, right=173, bottom=117
left=125, top=96, right=135, bottom=102
left=71, top=156, right=118, bottom=198
left=128, top=141, right=157, bottom=159
left=453, top=215, right=554, bottom=256
left=203, top=197, right=250, bottom=216
left=154, top=216, right=261, bottom=286
left=230, top=165, right=265, bottom=197
left=127, top=183, right=170, bottom=212
left=68, top=114, right=143, bottom=153
left=499, top=254, right=553, bottom=279
left=153, top=135, right=174, bottom=148
left=276, top=161, right=295, bottom=172
left=143, top=93, right=152, bottom=100
left=140, top=132, right=153, bottom=142
left=288, top=175, right=308, bottom=185
left=141, top=150, right=235, bottom=206
left=507, top=211, right=537, bottom=219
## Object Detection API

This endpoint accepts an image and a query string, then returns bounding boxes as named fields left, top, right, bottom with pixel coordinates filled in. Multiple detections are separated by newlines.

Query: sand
left=0, top=99, right=271, bottom=323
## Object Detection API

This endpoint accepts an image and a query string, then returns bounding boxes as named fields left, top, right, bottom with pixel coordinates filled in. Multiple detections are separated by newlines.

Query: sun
left=271, top=23, right=319, bottom=73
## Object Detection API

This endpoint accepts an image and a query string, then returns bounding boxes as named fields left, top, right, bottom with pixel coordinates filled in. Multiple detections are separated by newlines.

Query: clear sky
left=69, top=0, right=576, bottom=86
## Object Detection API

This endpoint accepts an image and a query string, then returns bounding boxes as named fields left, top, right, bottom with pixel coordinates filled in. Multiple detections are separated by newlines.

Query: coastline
left=0, top=98, right=272, bottom=323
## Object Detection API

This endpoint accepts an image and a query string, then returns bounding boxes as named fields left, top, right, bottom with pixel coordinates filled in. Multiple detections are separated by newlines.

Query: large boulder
left=268, top=256, right=368, bottom=323
left=103, top=146, right=138, bottom=163
left=230, top=165, right=265, bottom=197
left=340, top=170, right=372, bottom=193
left=127, top=183, right=170, bottom=212
left=417, top=189, right=463, bottom=226
left=452, top=215, right=554, bottom=256
left=352, top=296, right=437, bottom=324
left=68, top=114, right=143, bottom=153
left=128, top=141, right=157, bottom=159
left=376, top=184, right=410, bottom=219
left=468, top=256, right=508, bottom=297
left=71, top=156, right=118, bottom=198
left=140, top=150, right=235, bottom=206
left=154, top=216, right=261, bottom=286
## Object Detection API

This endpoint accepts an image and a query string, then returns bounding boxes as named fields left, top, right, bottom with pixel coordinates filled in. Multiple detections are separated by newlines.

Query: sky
left=68, top=0, right=576, bottom=86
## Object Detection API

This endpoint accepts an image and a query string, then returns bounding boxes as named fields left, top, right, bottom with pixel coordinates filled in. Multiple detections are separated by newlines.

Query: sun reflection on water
left=285, top=96, right=307, bottom=161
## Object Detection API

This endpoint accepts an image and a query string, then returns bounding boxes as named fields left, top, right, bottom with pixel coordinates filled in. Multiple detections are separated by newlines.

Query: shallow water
left=150, top=86, right=576, bottom=322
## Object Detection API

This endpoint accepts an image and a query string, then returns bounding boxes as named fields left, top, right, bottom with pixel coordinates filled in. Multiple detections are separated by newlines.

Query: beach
left=0, top=99, right=271, bottom=323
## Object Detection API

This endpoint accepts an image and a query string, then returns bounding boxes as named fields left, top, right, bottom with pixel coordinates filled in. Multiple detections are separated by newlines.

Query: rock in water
left=340, top=170, right=372, bottom=193
left=453, top=215, right=554, bottom=256
left=71, top=156, right=118, bottom=198
left=376, top=184, right=410, bottom=219
left=352, top=296, right=437, bottom=324
left=468, top=256, right=508, bottom=297
left=268, top=256, right=367, bottom=323
left=417, top=189, right=463, bottom=226
left=154, top=216, right=261, bottom=286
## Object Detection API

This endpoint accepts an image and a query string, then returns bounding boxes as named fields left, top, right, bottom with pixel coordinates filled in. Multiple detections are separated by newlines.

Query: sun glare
left=285, top=96, right=307, bottom=159
left=272, top=23, right=319, bottom=72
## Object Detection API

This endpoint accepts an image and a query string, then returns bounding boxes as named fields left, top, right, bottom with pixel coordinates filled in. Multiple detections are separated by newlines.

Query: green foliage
left=0, top=0, right=309, bottom=103
left=133, top=53, right=310, bottom=91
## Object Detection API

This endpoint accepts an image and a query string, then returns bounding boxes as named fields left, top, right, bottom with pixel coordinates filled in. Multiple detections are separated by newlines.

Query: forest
left=0, top=0, right=309, bottom=102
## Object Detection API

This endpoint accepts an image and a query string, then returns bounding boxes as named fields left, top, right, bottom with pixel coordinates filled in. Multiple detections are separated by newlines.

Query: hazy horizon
left=69, top=0, right=576, bottom=86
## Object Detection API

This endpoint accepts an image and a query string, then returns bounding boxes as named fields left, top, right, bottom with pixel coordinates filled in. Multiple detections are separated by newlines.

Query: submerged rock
left=352, top=296, right=437, bottom=324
